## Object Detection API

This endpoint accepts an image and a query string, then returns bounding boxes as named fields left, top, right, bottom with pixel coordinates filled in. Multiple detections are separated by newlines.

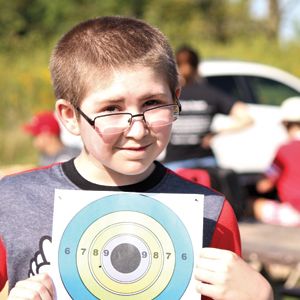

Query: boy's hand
left=195, top=248, right=273, bottom=300
left=8, top=273, right=55, bottom=300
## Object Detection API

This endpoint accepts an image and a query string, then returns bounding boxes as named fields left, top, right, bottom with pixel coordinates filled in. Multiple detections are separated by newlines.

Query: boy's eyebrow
left=140, top=93, right=168, bottom=100
left=94, top=93, right=169, bottom=104
left=97, top=98, right=123, bottom=103
left=93, top=98, right=124, bottom=106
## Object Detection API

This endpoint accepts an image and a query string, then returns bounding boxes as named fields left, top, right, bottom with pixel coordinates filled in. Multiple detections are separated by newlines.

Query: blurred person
left=254, top=97, right=300, bottom=226
left=23, top=111, right=81, bottom=165
left=162, top=46, right=253, bottom=218
left=162, top=45, right=253, bottom=170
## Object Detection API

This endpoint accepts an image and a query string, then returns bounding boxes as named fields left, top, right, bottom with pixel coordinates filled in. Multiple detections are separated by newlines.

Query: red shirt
left=266, top=139, right=300, bottom=211
left=202, top=199, right=241, bottom=300
left=210, top=199, right=241, bottom=254
left=0, top=238, right=7, bottom=291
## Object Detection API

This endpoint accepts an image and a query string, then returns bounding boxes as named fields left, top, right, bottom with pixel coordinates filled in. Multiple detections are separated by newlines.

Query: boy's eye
left=101, top=105, right=121, bottom=114
left=143, top=99, right=163, bottom=107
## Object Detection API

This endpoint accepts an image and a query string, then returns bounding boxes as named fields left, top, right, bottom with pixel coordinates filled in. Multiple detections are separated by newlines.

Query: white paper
left=51, top=190, right=203, bottom=299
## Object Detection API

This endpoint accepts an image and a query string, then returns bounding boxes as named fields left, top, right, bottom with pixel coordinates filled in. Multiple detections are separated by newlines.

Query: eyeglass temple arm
left=75, top=107, right=95, bottom=126
left=175, top=96, right=182, bottom=112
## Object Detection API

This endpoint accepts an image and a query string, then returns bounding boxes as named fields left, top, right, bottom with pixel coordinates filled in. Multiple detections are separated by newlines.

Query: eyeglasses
left=76, top=102, right=181, bottom=135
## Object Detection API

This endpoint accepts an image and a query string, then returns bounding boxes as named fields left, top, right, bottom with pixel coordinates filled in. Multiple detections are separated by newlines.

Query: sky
left=250, top=0, right=300, bottom=42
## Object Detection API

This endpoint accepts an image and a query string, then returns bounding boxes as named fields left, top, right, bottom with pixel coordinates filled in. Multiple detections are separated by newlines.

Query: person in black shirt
left=162, top=45, right=253, bottom=170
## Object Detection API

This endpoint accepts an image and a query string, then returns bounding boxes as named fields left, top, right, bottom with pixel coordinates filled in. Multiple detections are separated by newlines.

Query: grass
left=0, top=126, right=38, bottom=166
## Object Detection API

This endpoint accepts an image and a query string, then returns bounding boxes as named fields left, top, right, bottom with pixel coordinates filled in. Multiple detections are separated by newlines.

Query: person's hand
left=256, top=177, right=275, bottom=194
left=8, top=273, right=55, bottom=300
left=201, top=132, right=217, bottom=149
left=195, top=248, right=273, bottom=300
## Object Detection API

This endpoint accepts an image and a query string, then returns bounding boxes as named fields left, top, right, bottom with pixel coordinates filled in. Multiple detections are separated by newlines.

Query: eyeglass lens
left=95, top=105, right=179, bottom=135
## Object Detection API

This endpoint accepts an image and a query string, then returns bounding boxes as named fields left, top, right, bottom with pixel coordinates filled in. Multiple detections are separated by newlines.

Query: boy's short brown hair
left=50, top=16, right=178, bottom=107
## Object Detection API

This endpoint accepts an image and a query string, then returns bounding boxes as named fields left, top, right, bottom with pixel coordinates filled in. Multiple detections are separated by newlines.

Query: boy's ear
left=55, top=99, right=80, bottom=136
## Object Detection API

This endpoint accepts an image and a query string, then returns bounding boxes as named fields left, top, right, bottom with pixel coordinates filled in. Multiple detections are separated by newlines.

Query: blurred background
left=0, top=0, right=300, bottom=168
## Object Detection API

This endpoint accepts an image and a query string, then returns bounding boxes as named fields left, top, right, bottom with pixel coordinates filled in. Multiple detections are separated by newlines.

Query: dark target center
left=110, top=243, right=141, bottom=273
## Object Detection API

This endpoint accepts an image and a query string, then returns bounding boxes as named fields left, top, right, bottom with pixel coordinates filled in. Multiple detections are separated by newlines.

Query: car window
left=246, top=76, right=300, bottom=106
left=205, top=75, right=255, bottom=103
left=205, top=75, right=240, bottom=98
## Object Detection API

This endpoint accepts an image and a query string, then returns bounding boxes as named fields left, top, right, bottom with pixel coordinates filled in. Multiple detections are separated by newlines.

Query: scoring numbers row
left=64, top=247, right=188, bottom=260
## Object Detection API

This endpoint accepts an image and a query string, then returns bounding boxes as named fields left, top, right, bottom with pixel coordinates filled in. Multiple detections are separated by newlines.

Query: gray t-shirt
left=0, top=160, right=224, bottom=290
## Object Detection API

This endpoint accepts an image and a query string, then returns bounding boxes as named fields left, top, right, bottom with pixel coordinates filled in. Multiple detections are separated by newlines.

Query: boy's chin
left=116, top=161, right=154, bottom=176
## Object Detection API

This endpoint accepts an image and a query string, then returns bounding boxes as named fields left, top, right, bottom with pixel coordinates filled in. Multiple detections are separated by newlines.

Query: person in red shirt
left=254, top=97, right=300, bottom=226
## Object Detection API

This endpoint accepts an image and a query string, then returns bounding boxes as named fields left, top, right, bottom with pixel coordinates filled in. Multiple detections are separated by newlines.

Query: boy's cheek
left=155, top=125, right=173, bottom=143
left=95, top=128, right=122, bottom=144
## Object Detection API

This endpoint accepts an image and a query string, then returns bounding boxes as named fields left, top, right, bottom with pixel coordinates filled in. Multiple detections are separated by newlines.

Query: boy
left=0, top=16, right=272, bottom=300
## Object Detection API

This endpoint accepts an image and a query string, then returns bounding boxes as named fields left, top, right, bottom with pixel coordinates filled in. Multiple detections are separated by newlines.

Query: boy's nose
left=125, top=118, right=149, bottom=139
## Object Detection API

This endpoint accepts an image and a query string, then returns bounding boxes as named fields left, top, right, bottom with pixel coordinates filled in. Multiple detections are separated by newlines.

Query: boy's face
left=76, top=66, right=175, bottom=181
left=176, top=52, right=195, bottom=82
left=33, top=132, right=57, bottom=154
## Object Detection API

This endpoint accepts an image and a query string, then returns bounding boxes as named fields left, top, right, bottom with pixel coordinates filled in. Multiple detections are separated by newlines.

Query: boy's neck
left=73, top=153, right=155, bottom=186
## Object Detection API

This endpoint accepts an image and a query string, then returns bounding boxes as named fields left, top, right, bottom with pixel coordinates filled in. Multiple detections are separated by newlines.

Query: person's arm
left=208, top=199, right=241, bottom=254
left=256, top=177, right=276, bottom=194
left=211, top=101, right=254, bottom=133
left=7, top=274, right=55, bottom=300
left=194, top=200, right=273, bottom=300
left=228, top=101, right=254, bottom=131
left=202, top=101, right=254, bottom=149
left=256, top=149, right=282, bottom=194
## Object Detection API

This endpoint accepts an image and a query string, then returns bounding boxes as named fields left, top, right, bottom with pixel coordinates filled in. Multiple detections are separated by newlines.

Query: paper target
left=58, top=193, right=194, bottom=299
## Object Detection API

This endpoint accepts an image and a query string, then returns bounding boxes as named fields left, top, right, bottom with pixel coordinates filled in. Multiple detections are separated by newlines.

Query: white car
left=199, top=60, right=300, bottom=174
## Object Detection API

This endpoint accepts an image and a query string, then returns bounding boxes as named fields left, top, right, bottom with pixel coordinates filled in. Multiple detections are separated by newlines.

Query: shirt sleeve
left=209, top=199, right=241, bottom=256
left=265, top=149, right=283, bottom=183
left=201, top=200, right=241, bottom=300
left=0, top=237, right=7, bottom=291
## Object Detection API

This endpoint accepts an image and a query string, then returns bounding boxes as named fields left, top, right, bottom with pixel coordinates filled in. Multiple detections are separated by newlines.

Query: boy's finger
left=29, top=273, right=55, bottom=298
left=8, top=286, right=39, bottom=299
left=194, top=267, right=222, bottom=285
left=11, top=278, right=53, bottom=300
left=195, top=280, right=223, bottom=299
left=196, top=257, right=225, bottom=272
left=199, top=247, right=237, bottom=260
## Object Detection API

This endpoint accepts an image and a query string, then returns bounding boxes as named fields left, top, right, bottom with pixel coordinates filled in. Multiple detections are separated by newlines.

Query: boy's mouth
left=122, top=146, right=149, bottom=151
left=117, top=143, right=152, bottom=152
